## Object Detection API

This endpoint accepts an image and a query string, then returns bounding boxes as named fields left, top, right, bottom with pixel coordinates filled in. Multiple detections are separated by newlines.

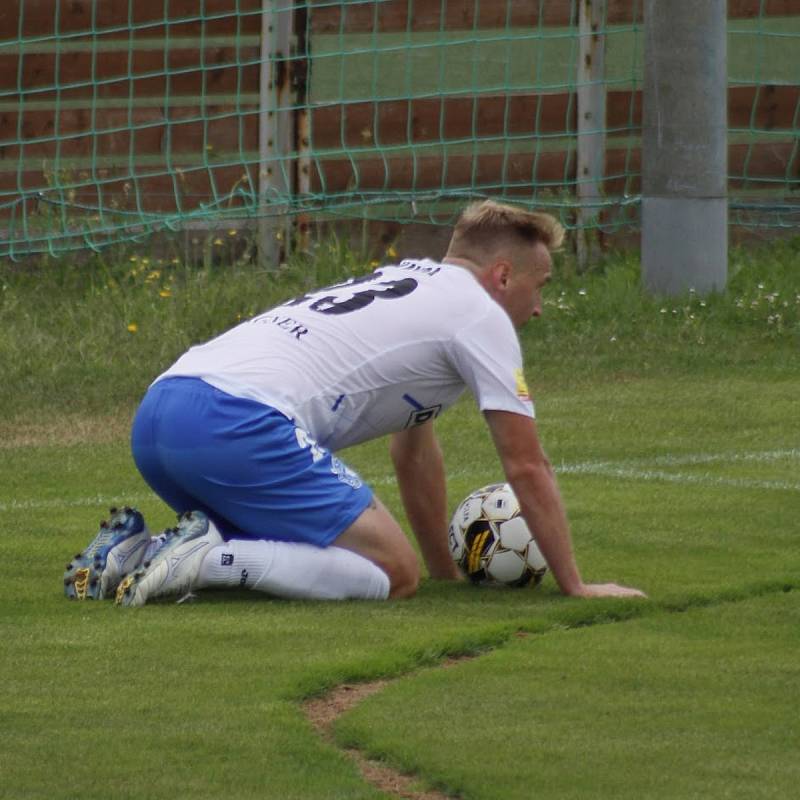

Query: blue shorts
left=130, top=377, right=373, bottom=546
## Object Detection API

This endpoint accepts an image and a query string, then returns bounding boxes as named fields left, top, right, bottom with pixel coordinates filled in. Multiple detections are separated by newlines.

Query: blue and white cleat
left=115, top=511, right=223, bottom=607
left=64, top=507, right=151, bottom=600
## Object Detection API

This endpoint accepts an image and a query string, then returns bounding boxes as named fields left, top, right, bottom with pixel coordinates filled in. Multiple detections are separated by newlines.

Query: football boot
left=115, top=510, right=223, bottom=607
left=64, top=506, right=151, bottom=600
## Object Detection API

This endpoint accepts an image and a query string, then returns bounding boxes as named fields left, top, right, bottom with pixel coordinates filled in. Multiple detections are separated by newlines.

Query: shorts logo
left=239, top=569, right=249, bottom=587
left=221, top=553, right=235, bottom=566
left=402, top=393, right=442, bottom=428
left=331, top=455, right=363, bottom=489
left=295, top=427, right=327, bottom=463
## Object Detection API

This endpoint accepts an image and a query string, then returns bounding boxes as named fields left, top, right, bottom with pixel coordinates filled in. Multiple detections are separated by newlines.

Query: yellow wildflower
left=159, top=289, right=172, bottom=298
left=127, top=323, right=138, bottom=333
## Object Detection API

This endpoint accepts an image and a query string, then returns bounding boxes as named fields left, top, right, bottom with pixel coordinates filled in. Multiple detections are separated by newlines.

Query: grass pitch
left=1, top=239, right=798, bottom=798
left=337, top=592, right=800, bottom=799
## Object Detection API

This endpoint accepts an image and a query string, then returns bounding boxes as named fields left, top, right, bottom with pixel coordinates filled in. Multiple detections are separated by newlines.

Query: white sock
left=197, top=539, right=390, bottom=601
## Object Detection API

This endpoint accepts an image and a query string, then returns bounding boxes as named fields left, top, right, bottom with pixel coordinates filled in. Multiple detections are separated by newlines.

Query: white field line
left=1, top=449, right=799, bottom=513
left=0, top=493, right=153, bottom=513
left=555, top=448, right=800, bottom=492
left=607, top=448, right=800, bottom=468
left=556, top=463, right=800, bottom=492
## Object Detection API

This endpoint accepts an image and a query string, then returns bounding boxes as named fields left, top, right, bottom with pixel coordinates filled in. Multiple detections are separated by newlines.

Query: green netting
left=0, top=0, right=798, bottom=258
left=727, top=11, right=800, bottom=231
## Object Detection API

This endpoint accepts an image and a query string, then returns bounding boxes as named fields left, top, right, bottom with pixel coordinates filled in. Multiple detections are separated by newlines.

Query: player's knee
left=334, top=498, right=420, bottom=598
left=386, top=551, right=420, bottom=599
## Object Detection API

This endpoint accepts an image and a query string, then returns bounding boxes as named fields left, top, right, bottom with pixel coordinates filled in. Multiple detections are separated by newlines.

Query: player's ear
left=493, top=260, right=512, bottom=290
left=477, top=259, right=511, bottom=300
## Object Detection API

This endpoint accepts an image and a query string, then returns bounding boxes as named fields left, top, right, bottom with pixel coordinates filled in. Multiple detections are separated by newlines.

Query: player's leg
left=198, top=496, right=418, bottom=600
left=187, top=408, right=416, bottom=598
left=121, top=377, right=407, bottom=604
left=333, top=497, right=420, bottom=598
left=196, top=537, right=392, bottom=601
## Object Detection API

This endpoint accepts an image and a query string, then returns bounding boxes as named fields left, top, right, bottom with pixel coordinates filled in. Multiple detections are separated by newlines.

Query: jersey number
left=285, top=272, right=418, bottom=315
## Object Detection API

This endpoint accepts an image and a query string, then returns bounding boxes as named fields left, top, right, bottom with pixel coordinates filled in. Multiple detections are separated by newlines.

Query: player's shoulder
left=394, top=259, right=513, bottom=340
left=387, top=258, right=488, bottom=299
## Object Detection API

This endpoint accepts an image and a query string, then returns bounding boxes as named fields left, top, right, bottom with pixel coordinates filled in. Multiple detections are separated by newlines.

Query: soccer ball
left=448, top=483, right=548, bottom=587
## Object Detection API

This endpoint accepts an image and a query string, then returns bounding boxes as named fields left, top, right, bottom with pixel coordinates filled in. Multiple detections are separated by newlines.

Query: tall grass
left=1, top=233, right=798, bottom=419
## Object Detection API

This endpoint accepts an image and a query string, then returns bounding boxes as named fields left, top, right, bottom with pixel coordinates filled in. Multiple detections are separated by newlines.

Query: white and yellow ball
left=448, top=483, right=547, bottom=587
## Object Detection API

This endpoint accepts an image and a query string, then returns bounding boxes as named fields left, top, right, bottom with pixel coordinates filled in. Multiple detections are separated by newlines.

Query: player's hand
left=572, top=582, right=647, bottom=599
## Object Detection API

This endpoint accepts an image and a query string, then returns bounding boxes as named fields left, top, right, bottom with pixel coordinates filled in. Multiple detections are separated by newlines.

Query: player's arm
left=484, top=409, right=646, bottom=599
left=390, top=423, right=462, bottom=580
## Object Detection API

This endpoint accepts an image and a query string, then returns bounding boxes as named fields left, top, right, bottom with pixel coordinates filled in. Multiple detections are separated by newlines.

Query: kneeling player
left=64, top=201, right=645, bottom=605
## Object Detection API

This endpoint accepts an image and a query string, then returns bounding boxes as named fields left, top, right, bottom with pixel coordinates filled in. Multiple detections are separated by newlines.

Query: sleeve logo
left=514, top=368, right=531, bottom=402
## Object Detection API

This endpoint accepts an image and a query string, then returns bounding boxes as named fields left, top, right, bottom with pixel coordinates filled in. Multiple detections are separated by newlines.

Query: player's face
left=505, top=242, right=552, bottom=328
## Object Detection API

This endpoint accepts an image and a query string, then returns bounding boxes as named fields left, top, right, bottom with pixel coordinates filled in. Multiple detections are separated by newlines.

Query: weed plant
left=0, top=234, right=798, bottom=421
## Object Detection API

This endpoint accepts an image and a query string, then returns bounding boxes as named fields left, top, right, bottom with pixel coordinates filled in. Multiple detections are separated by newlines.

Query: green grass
left=336, top=593, right=800, bottom=799
left=1, top=237, right=798, bottom=422
left=1, top=240, right=799, bottom=798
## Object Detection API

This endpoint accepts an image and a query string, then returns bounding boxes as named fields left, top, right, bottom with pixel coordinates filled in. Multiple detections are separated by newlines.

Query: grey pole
left=258, top=0, right=293, bottom=269
left=576, top=0, right=607, bottom=274
left=642, top=0, right=728, bottom=296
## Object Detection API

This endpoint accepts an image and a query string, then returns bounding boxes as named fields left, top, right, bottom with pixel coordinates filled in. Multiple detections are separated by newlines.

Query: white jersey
left=158, top=259, right=534, bottom=451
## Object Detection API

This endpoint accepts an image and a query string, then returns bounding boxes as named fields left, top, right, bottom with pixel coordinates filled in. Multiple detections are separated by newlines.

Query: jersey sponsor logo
left=402, top=392, right=442, bottom=428
left=514, top=368, right=531, bottom=402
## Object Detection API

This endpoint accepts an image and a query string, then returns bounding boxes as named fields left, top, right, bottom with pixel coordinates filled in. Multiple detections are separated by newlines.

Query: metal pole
left=642, top=0, right=728, bottom=296
left=576, top=0, right=607, bottom=273
left=293, top=4, right=312, bottom=254
left=259, top=0, right=293, bottom=269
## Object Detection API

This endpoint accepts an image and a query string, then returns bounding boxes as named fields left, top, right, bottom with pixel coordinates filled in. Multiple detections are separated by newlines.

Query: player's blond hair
left=447, top=200, right=564, bottom=264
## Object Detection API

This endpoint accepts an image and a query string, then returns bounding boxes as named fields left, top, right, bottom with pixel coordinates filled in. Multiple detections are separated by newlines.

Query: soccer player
left=64, top=200, right=645, bottom=605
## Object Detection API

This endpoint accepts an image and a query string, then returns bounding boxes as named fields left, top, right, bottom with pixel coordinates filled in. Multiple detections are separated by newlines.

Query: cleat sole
left=115, top=573, right=137, bottom=605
